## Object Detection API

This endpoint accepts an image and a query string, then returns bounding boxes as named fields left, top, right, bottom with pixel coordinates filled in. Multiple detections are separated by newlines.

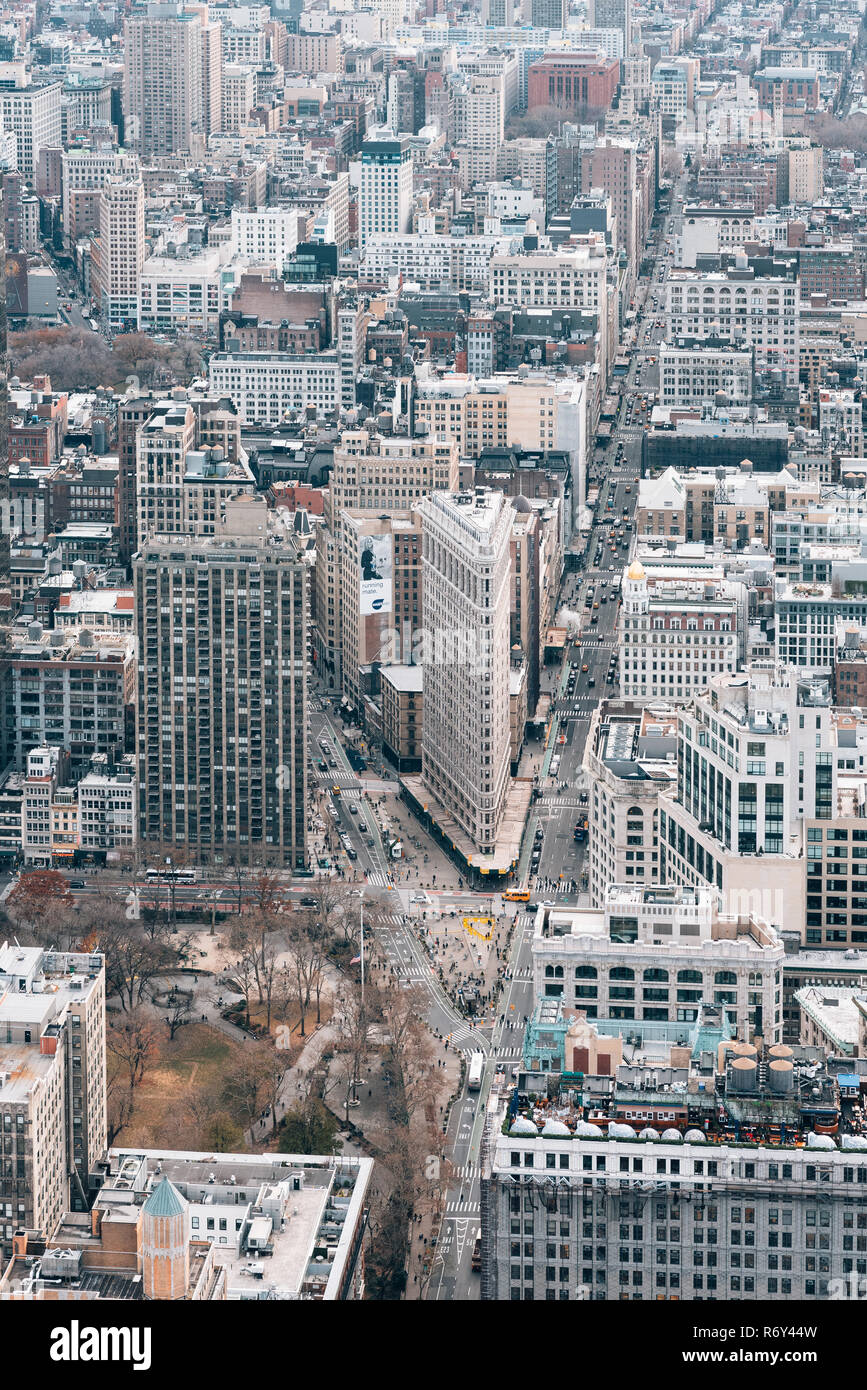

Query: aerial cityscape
left=2, top=0, right=867, bottom=1344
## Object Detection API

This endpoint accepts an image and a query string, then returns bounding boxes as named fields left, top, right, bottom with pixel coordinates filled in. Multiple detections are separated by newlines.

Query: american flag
left=350, top=955, right=361, bottom=965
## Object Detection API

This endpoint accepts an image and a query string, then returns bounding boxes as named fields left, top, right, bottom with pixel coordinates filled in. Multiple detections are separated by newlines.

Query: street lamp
left=353, top=888, right=365, bottom=1006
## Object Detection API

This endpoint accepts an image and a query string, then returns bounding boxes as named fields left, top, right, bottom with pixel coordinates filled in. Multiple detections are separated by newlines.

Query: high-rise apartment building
left=658, top=665, right=832, bottom=937
left=93, top=177, right=144, bottom=333
left=588, top=0, right=631, bottom=47
left=419, top=488, right=512, bottom=853
left=530, top=0, right=567, bottom=27
left=359, top=132, right=412, bottom=251
left=0, top=67, right=62, bottom=180
left=134, top=494, right=308, bottom=868
left=449, top=73, right=505, bottom=181
left=0, top=941, right=106, bottom=1255
left=123, top=4, right=208, bottom=158
left=60, top=147, right=141, bottom=248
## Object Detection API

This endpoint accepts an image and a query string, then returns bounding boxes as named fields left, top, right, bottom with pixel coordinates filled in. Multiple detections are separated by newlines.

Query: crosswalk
left=538, top=795, right=588, bottom=809
left=445, top=1199, right=481, bottom=1214
left=451, top=1163, right=480, bottom=1183
left=366, top=868, right=391, bottom=887
left=448, top=1022, right=485, bottom=1049
left=379, top=912, right=405, bottom=928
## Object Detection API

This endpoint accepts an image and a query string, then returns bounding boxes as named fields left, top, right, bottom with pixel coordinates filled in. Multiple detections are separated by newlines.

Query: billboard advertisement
left=359, top=534, right=392, bottom=615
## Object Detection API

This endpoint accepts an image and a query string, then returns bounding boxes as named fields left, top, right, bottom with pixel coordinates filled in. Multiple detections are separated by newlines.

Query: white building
left=419, top=488, right=512, bottom=853
left=360, top=231, right=518, bottom=291
left=77, top=756, right=137, bottom=857
left=666, top=264, right=800, bottom=386
left=138, top=244, right=237, bottom=337
left=221, top=64, right=256, bottom=132
left=0, top=70, right=61, bottom=178
left=658, top=341, right=753, bottom=409
left=230, top=206, right=301, bottom=267
left=775, top=577, right=867, bottom=673
left=818, top=388, right=864, bottom=457
left=208, top=349, right=343, bottom=423
left=94, top=177, right=144, bottom=332
left=676, top=207, right=757, bottom=268
left=449, top=72, right=505, bottom=180
left=532, top=884, right=784, bottom=1040
left=619, top=559, right=743, bottom=702
left=358, top=131, right=412, bottom=251
left=658, top=665, right=833, bottom=939
left=489, top=240, right=606, bottom=312
left=583, top=699, right=678, bottom=905
left=651, top=58, right=696, bottom=117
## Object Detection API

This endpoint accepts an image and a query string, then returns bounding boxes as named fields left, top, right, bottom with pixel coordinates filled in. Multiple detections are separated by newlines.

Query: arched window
left=575, top=965, right=597, bottom=979
left=677, top=969, right=702, bottom=983
left=643, top=967, right=669, bottom=982
left=610, top=967, right=635, bottom=981
left=715, top=970, right=737, bottom=985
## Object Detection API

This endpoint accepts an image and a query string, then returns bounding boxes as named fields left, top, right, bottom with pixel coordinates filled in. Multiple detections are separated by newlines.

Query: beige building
left=0, top=941, right=106, bottom=1256
left=339, top=508, right=423, bottom=710
left=60, top=147, right=140, bottom=249
left=636, top=464, right=803, bottom=545
left=136, top=399, right=254, bottom=545
left=315, top=432, right=458, bottom=690
left=222, top=64, right=255, bottom=132
left=418, top=488, right=512, bottom=854
left=123, top=8, right=211, bottom=158
left=583, top=699, right=678, bottom=906
left=412, top=374, right=587, bottom=507
left=93, top=177, right=144, bottom=332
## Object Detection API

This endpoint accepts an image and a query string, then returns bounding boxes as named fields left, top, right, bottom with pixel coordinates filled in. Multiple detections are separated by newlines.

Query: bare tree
left=107, top=1009, right=159, bottom=1092
left=164, top=989, right=192, bottom=1041
left=106, top=1070, right=136, bottom=1147
left=99, top=919, right=171, bottom=1013
left=220, top=1042, right=275, bottom=1131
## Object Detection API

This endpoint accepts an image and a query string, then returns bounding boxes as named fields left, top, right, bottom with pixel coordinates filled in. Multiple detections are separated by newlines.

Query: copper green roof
left=143, top=1176, right=186, bottom=1218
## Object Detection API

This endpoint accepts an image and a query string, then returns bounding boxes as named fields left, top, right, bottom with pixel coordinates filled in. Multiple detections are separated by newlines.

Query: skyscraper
left=0, top=942, right=107, bottom=1255
left=123, top=4, right=209, bottom=158
left=588, top=0, right=631, bottom=48
left=359, top=131, right=412, bottom=251
left=93, top=176, right=144, bottom=332
left=530, top=0, right=567, bottom=28
left=0, top=185, right=9, bottom=768
left=418, top=488, right=511, bottom=853
left=134, top=494, right=308, bottom=868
